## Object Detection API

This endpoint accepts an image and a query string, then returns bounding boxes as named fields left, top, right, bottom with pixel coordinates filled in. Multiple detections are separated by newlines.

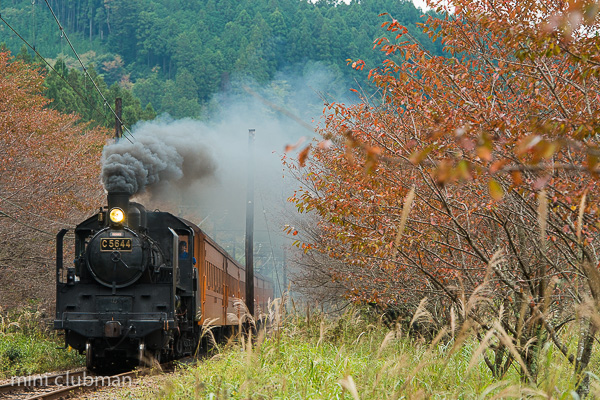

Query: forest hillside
left=1, top=0, right=440, bottom=121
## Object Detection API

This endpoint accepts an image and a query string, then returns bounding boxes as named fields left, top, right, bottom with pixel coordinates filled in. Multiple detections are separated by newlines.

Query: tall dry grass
left=117, top=293, right=600, bottom=399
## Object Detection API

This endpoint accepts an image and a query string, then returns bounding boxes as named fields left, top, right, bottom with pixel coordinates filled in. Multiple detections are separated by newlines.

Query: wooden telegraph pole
left=245, top=129, right=255, bottom=317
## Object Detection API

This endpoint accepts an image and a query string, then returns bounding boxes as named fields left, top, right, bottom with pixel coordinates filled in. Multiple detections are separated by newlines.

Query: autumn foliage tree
left=0, top=51, right=108, bottom=309
left=288, top=0, right=600, bottom=391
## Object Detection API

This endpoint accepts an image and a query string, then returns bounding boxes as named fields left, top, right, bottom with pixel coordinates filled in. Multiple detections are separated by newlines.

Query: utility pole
left=245, top=129, right=255, bottom=317
left=115, top=98, right=122, bottom=140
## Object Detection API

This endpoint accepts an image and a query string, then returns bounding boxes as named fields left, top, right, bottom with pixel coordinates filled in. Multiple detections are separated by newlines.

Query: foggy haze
left=100, top=62, right=355, bottom=292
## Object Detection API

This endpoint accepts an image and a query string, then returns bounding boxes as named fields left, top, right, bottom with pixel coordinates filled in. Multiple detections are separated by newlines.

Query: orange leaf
left=298, top=145, right=311, bottom=167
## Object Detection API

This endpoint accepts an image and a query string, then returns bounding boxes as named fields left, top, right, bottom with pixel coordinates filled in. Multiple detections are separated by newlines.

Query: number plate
left=96, top=296, right=133, bottom=312
left=100, top=238, right=132, bottom=252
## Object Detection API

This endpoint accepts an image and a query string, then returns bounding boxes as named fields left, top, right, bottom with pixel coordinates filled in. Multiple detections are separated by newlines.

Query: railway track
left=0, top=357, right=195, bottom=400
left=0, top=368, right=151, bottom=400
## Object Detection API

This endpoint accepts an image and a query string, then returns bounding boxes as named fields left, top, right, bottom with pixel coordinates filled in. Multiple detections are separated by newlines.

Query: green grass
left=3, top=304, right=599, bottom=398
left=0, top=307, right=84, bottom=377
left=116, top=307, right=600, bottom=399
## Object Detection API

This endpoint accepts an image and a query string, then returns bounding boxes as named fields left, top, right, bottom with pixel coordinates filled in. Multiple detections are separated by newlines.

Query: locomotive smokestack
left=107, top=191, right=130, bottom=214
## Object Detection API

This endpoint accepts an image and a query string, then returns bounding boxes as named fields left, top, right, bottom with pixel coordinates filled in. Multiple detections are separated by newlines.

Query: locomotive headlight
left=109, top=208, right=125, bottom=224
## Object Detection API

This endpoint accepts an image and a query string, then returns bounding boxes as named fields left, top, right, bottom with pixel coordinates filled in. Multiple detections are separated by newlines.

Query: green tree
left=172, top=32, right=202, bottom=73
left=132, top=68, right=164, bottom=110
left=1, top=0, right=443, bottom=116
left=45, top=59, right=81, bottom=117
left=107, top=0, right=142, bottom=63
left=196, top=46, right=225, bottom=101
left=268, top=8, right=288, bottom=68
left=236, top=13, right=275, bottom=83
left=161, top=69, right=201, bottom=118
left=136, top=9, right=159, bottom=67
left=141, top=102, right=156, bottom=120
left=108, top=83, right=155, bottom=127
left=15, top=45, right=33, bottom=64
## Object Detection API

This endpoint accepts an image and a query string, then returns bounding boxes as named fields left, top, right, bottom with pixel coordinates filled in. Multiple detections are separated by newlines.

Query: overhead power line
left=42, top=0, right=135, bottom=142
left=0, top=5, right=135, bottom=143
left=0, top=194, right=70, bottom=227
left=259, top=190, right=284, bottom=297
left=0, top=210, right=54, bottom=236
left=0, top=15, right=117, bottom=127
left=0, top=9, right=134, bottom=232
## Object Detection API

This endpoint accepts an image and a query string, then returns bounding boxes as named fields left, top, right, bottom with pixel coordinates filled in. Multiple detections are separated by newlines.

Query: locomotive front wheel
left=85, top=341, right=94, bottom=370
left=138, top=342, right=146, bottom=367
left=138, top=341, right=156, bottom=367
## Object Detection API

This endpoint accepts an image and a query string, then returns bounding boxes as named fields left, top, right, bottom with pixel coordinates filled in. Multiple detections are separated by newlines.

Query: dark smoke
left=101, top=124, right=217, bottom=197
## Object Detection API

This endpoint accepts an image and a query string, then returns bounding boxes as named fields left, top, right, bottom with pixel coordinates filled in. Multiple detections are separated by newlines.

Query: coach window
left=208, top=262, right=214, bottom=290
left=206, top=262, right=211, bottom=290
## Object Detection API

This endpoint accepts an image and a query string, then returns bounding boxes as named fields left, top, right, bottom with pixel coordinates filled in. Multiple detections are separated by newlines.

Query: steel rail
left=22, top=369, right=149, bottom=400
left=0, top=370, right=87, bottom=395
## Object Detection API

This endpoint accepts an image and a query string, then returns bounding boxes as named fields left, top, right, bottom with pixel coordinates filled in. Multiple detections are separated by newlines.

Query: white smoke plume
left=97, top=63, right=356, bottom=296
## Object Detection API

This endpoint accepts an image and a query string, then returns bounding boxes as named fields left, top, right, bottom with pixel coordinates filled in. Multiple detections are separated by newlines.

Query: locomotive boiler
left=54, top=192, right=273, bottom=370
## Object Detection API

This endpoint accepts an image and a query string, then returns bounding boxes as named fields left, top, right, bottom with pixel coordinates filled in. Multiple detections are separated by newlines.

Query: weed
left=119, top=298, right=600, bottom=399
left=0, top=306, right=84, bottom=377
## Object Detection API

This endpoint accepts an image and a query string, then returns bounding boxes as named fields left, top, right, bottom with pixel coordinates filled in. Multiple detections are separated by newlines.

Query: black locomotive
left=54, top=192, right=273, bottom=370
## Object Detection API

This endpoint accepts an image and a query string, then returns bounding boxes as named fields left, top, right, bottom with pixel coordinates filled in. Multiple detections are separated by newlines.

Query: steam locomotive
left=54, top=192, right=273, bottom=370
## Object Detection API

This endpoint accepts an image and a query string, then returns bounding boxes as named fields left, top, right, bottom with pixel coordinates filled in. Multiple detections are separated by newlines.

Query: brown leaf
left=298, top=145, right=311, bottom=167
